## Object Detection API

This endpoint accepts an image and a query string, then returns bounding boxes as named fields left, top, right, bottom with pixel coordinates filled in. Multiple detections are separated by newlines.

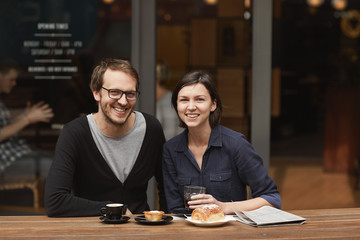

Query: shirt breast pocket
left=177, top=177, right=192, bottom=194
left=209, top=172, right=232, bottom=199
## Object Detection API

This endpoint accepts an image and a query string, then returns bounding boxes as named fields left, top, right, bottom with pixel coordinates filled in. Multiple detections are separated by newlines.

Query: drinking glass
left=183, top=185, right=206, bottom=209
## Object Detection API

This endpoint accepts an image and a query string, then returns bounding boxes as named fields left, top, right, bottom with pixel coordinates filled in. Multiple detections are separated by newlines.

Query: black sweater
left=44, top=113, right=167, bottom=217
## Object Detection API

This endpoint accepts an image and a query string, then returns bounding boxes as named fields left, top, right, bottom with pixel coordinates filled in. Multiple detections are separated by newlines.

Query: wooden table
left=1, top=208, right=359, bottom=239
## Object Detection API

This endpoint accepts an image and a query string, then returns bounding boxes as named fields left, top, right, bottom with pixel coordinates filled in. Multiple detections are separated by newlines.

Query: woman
left=162, top=71, right=281, bottom=214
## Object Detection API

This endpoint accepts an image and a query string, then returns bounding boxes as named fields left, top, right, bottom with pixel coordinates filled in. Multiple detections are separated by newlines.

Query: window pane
left=0, top=0, right=131, bottom=149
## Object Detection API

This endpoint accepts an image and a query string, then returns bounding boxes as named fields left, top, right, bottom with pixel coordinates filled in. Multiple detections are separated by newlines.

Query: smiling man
left=44, top=58, right=167, bottom=217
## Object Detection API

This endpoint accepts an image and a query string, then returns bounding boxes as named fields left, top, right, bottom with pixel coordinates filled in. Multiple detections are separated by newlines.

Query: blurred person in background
left=0, top=60, right=54, bottom=173
left=156, top=61, right=182, bottom=140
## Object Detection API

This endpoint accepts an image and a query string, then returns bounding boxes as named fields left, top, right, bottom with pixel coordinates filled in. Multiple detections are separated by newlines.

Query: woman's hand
left=188, top=194, right=224, bottom=210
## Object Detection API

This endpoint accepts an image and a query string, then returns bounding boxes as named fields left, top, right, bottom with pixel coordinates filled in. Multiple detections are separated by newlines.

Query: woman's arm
left=162, top=144, right=184, bottom=212
left=188, top=134, right=281, bottom=214
left=189, top=194, right=272, bottom=214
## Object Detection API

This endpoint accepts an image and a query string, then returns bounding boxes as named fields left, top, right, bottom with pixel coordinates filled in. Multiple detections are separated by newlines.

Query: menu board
left=24, top=22, right=83, bottom=80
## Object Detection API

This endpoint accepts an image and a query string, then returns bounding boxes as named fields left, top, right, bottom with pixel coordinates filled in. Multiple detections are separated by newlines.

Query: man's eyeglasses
left=101, top=87, right=139, bottom=101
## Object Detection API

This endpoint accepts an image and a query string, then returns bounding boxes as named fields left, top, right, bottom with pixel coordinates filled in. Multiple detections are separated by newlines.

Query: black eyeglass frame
left=101, top=87, right=140, bottom=101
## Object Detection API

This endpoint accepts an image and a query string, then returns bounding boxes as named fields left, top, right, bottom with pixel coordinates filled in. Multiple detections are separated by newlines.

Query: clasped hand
left=24, top=101, right=54, bottom=124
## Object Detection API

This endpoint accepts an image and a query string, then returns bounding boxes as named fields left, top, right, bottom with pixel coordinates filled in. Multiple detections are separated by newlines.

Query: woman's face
left=176, top=83, right=216, bottom=130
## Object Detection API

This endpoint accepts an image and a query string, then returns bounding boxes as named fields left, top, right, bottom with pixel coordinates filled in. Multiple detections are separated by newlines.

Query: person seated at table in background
left=156, top=61, right=182, bottom=140
left=162, top=70, right=281, bottom=214
left=0, top=60, right=54, bottom=172
left=44, top=58, right=167, bottom=217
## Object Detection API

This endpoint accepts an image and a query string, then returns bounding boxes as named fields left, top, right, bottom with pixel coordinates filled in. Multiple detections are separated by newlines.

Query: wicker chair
left=0, top=155, right=52, bottom=209
left=0, top=177, right=41, bottom=208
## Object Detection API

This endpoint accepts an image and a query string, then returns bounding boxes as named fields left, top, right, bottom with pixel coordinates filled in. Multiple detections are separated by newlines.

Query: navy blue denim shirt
left=162, top=125, right=281, bottom=213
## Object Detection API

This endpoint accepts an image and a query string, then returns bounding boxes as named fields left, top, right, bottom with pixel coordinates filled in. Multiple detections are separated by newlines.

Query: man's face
left=93, top=69, right=137, bottom=127
left=0, top=68, right=18, bottom=94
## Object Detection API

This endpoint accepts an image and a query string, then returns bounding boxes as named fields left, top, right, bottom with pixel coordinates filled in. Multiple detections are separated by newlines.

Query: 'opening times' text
left=23, top=22, right=83, bottom=80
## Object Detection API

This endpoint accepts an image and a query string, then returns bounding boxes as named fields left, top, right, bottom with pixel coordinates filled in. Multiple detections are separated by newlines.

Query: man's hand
left=25, top=101, right=54, bottom=124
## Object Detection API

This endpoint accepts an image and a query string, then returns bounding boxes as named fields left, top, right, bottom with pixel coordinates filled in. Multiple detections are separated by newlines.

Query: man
left=0, top=61, right=53, bottom=172
left=156, top=61, right=182, bottom=140
left=44, top=58, right=167, bottom=217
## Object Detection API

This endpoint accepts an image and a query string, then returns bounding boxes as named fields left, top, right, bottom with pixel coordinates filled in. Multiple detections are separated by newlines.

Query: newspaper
left=233, top=206, right=306, bottom=227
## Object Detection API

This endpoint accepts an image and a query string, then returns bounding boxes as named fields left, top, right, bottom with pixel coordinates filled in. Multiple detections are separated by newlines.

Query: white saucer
left=185, top=215, right=233, bottom=227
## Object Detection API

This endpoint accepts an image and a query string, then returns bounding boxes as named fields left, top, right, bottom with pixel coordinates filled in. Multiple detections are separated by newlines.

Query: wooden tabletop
left=1, top=208, right=360, bottom=239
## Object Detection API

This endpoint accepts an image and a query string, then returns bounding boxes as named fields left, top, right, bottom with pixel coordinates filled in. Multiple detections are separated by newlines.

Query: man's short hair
left=90, top=58, right=139, bottom=92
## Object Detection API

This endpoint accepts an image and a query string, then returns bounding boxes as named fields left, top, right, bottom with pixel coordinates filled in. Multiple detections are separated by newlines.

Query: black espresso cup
left=100, top=203, right=124, bottom=220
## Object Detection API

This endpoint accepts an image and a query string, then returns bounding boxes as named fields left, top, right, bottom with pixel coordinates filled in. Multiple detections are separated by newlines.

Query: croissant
left=191, top=204, right=225, bottom=222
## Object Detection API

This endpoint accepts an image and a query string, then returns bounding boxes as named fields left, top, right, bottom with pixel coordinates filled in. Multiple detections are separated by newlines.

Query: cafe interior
left=0, top=0, right=360, bottom=215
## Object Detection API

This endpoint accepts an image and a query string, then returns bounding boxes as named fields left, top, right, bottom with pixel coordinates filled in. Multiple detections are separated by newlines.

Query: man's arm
left=0, top=102, right=53, bottom=142
left=0, top=116, right=29, bottom=142
left=44, top=121, right=110, bottom=217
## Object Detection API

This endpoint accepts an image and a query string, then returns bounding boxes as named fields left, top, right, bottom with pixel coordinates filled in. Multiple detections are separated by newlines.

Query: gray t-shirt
left=87, top=111, right=146, bottom=183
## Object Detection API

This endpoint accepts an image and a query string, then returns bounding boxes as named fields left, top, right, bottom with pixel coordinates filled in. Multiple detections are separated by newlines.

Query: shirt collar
left=174, top=125, right=222, bottom=152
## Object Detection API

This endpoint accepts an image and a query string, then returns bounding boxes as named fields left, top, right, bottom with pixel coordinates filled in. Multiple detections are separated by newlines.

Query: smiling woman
left=162, top=70, right=281, bottom=215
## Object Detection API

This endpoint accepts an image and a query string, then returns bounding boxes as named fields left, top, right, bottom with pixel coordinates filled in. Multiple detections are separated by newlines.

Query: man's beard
left=104, top=110, right=126, bottom=127
left=99, top=101, right=129, bottom=127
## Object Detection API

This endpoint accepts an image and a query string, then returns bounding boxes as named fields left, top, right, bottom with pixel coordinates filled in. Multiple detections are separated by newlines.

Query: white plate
left=185, top=215, right=233, bottom=227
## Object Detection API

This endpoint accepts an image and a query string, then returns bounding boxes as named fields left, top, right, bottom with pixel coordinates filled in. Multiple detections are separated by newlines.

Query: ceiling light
left=204, top=0, right=217, bottom=5
left=332, top=0, right=347, bottom=11
left=102, top=0, right=115, bottom=4
left=307, top=0, right=325, bottom=8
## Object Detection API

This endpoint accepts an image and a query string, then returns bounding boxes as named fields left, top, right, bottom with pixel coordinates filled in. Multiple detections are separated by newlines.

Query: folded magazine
left=234, top=206, right=306, bottom=227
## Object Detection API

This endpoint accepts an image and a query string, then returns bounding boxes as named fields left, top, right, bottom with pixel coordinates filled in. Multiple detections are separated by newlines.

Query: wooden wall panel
left=157, top=25, right=188, bottom=66
left=189, top=19, right=216, bottom=67
left=217, top=68, right=245, bottom=117
left=221, top=116, right=249, bottom=138
left=217, top=0, right=244, bottom=17
left=324, top=86, right=360, bottom=173
left=217, top=19, right=251, bottom=67
left=157, top=25, right=188, bottom=88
